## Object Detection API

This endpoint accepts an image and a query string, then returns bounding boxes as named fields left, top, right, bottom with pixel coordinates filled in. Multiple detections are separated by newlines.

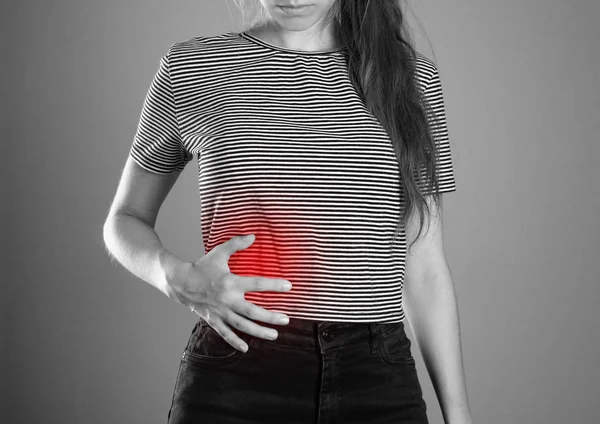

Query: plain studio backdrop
left=3, top=0, right=599, bottom=423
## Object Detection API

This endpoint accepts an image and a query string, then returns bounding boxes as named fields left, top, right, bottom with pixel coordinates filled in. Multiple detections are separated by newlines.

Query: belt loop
left=367, top=323, right=378, bottom=351
left=313, top=320, right=322, bottom=338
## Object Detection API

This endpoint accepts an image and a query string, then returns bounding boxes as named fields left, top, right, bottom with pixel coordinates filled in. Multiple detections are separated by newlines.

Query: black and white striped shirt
left=129, top=31, right=457, bottom=323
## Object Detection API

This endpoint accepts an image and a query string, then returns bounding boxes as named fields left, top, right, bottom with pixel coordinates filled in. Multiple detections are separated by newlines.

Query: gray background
left=4, top=0, right=599, bottom=423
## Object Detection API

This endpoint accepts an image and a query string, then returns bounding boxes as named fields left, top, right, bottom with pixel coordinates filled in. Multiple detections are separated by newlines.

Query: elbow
left=404, top=266, right=454, bottom=297
left=102, top=214, right=117, bottom=256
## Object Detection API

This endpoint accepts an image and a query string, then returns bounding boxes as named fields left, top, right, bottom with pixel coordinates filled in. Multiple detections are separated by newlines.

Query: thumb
left=226, top=233, right=255, bottom=255
left=241, top=233, right=255, bottom=244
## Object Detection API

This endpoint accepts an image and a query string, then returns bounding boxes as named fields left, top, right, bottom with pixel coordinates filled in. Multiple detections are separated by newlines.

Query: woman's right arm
left=102, top=156, right=193, bottom=301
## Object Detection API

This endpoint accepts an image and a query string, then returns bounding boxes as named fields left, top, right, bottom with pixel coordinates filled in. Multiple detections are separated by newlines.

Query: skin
left=403, top=196, right=473, bottom=424
left=257, top=4, right=474, bottom=421
left=104, top=1, right=473, bottom=421
left=251, top=0, right=341, bottom=52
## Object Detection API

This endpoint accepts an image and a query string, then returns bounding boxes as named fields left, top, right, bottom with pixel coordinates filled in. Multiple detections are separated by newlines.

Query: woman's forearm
left=403, top=271, right=472, bottom=424
left=102, top=212, right=190, bottom=299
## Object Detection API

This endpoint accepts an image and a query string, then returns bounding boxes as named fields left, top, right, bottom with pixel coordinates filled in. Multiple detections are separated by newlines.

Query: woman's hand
left=166, top=234, right=292, bottom=352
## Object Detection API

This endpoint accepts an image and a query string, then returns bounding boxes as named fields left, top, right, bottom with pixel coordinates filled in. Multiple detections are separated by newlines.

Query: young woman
left=103, top=1, right=473, bottom=423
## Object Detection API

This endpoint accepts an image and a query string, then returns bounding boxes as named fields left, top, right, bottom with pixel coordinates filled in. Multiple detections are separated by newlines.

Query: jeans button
left=322, top=329, right=334, bottom=341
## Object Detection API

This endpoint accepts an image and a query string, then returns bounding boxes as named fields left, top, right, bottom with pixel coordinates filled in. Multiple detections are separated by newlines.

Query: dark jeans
left=167, top=317, right=429, bottom=424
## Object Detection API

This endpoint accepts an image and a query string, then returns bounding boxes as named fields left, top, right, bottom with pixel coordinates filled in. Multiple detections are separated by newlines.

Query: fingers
left=205, top=316, right=250, bottom=353
left=241, top=275, right=292, bottom=293
left=225, top=307, right=285, bottom=343
left=219, top=234, right=255, bottom=257
left=215, top=234, right=293, bottom=293
left=191, top=301, right=290, bottom=354
left=231, top=298, right=290, bottom=327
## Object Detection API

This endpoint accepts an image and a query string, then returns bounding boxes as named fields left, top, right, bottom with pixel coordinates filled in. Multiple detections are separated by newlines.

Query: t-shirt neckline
left=236, top=31, right=346, bottom=56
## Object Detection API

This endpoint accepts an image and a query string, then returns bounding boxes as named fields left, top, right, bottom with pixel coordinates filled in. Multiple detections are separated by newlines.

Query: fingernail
left=279, top=316, right=289, bottom=325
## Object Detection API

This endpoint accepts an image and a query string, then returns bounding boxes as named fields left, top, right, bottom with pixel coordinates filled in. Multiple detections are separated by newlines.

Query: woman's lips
left=278, top=4, right=312, bottom=15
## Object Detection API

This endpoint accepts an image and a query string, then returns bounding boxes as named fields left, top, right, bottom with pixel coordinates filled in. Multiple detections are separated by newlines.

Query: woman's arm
left=102, top=157, right=191, bottom=298
left=402, top=195, right=473, bottom=424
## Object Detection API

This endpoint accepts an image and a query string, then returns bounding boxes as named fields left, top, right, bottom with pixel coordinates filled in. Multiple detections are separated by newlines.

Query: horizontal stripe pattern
left=129, top=31, right=457, bottom=323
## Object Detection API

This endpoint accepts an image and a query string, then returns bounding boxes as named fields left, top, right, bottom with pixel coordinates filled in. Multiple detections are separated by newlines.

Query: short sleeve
left=417, top=65, right=457, bottom=195
left=129, top=49, right=193, bottom=174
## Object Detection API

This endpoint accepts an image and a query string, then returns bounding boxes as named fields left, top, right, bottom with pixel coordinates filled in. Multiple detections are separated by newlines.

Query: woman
left=103, top=0, right=473, bottom=423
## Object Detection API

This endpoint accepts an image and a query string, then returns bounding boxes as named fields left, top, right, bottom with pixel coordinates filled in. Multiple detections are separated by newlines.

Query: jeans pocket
left=182, top=321, right=245, bottom=368
left=376, top=322, right=416, bottom=365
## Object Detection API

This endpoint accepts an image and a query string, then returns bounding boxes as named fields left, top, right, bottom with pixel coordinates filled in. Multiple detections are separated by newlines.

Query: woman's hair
left=232, top=0, right=443, bottom=251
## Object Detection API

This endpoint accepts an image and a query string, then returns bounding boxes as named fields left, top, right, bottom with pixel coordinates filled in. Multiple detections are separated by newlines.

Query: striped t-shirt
left=129, top=31, right=457, bottom=323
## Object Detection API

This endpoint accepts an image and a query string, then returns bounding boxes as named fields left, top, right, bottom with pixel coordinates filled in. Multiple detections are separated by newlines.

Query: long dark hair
left=233, top=0, right=442, bottom=251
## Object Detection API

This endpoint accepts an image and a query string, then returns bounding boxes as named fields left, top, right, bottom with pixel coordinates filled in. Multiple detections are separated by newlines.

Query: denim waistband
left=222, top=317, right=407, bottom=351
